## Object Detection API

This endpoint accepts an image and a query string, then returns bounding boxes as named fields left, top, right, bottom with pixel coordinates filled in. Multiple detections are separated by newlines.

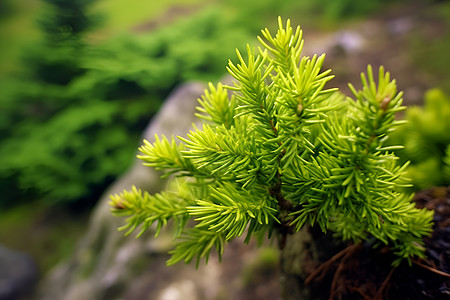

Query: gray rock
left=0, top=245, right=38, bottom=300
left=36, top=81, right=206, bottom=300
left=36, top=78, right=280, bottom=300
left=333, top=30, right=365, bottom=54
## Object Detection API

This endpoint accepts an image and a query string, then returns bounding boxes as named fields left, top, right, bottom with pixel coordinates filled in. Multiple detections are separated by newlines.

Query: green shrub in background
left=24, top=0, right=101, bottom=84
left=0, top=0, right=100, bottom=205
left=0, top=6, right=253, bottom=207
left=0, top=0, right=13, bottom=18
left=410, top=1, right=450, bottom=94
left=389, top=88, right=450, bottom=190
left=224, top=0, right=398, bottom=30
left=444, top=146, right=450, bottom=183
left=0, top=0, right=416, bottom=208
left=315, top=0, right=393, bottom=21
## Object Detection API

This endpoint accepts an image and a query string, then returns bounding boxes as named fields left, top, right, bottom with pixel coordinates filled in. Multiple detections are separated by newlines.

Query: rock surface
left=36, top=80, right=281, bottom=300
left=36, top=82, right=207, bottom=300
left=0, top=245, right=38, bottom=300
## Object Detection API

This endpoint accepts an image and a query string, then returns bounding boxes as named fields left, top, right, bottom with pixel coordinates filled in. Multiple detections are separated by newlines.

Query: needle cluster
left=111, top=17, right=433, bottom=267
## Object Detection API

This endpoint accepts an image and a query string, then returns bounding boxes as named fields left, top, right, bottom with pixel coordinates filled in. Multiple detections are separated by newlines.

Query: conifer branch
left=111, top=17, right=434, bottom=267
left=138, top=135, right=195, bottom=178
left=196, top=82, right=237, bottom=128
left=110, top=185, right=191, bottom=238
left=167, top=228, right=225, bottom=268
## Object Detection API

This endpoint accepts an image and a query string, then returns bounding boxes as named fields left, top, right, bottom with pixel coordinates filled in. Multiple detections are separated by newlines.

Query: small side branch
left=305, top=243, right=361, bottom=285
left=413, top=259, right=450, bottom=278
left=375, top=266, right=396, bottom=299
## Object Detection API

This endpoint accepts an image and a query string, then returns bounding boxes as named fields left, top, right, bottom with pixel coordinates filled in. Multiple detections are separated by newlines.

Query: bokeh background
left=0, top=0, right=449, bottom=299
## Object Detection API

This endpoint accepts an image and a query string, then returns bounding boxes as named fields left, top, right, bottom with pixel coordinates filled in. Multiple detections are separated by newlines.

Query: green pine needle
left=111, top=17, right=434, bottom=267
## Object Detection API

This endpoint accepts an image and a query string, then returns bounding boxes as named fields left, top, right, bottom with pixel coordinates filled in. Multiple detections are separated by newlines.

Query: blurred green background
left=0, top=0, right=449, bottom=277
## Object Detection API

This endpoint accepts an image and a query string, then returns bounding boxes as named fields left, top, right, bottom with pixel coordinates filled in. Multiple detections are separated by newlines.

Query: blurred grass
left=90, top=0, right=208, bottom=36
left=0, top=0, right=209, bottom=78
left=0, top=0, right=42, bottom=76
left=0, top=0, right=403, bottom=78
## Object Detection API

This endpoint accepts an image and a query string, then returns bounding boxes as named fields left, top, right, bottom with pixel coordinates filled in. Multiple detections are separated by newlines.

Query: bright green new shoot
left=111, top=17, right=433, bottom=267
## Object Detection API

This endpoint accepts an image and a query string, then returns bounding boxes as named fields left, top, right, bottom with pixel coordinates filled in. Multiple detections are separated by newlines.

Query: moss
left=241, top=246, right=279, bottom=287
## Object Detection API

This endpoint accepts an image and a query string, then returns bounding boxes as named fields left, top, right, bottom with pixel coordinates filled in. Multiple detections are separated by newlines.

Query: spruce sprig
left=111, top=17, right=433, bottom=267
left=110, top=185, right=191, bottom=238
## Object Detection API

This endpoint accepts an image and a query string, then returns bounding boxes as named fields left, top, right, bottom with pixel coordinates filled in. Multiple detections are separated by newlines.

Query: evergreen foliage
left=0, top=7, right=251, bottom=206
left=26, top=0, right=100, bottom=85
left=0, top=0, right=101, bottom=204
left=111, top=18, right=434, bottom=266
left=389, top=88, right=450, bottom=190
left=0, top=0, right=411, bottom=207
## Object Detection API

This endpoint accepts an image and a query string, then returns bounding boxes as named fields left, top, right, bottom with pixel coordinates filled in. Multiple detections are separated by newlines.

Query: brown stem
left=348, top=286, right=373, bottom=300
left=375, top=266, right=396, bottom=299
left=270, top=173, right=294, bottom=249
left=269, top=118, right=278, bottom=134
left=413, top=259, right=450, bottom=278
left=329, top=244, right=360, bottom=300
left=264, top=105, right=297, bottom=249
left=305, top=243, right=360, bottom=285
